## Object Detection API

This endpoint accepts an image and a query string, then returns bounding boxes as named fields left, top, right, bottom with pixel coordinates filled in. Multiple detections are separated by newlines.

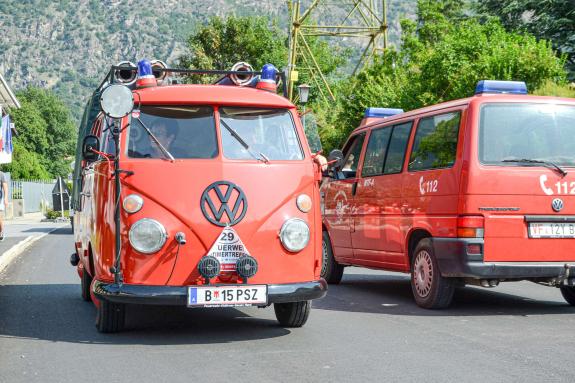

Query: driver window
left=341, top=133, right=366, bottom=178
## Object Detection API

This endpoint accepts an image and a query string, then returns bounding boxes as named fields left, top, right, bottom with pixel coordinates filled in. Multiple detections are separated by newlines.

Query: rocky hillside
left=0, top=0, right=415, bottom=121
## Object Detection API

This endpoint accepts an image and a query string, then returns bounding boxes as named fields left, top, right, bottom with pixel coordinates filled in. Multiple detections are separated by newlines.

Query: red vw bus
left=70, top=60, right=326, bottom=332
left=321, top=80, right=575, bottom=309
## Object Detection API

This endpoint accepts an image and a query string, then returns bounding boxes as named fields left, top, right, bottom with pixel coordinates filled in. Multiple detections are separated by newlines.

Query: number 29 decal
left=540, top=174, right=575, bottom=195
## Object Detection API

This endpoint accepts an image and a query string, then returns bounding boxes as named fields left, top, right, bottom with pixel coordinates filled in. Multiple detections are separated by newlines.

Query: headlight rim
left=279, top=218, right=310, bottom=253
left=128, top=218, right=168, bottom=254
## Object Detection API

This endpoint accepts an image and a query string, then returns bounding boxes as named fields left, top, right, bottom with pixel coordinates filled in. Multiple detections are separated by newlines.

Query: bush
left=45, top=209, right=69, bottom=219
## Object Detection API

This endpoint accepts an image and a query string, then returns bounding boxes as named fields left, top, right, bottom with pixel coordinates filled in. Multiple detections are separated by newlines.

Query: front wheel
left=81, top=266, right=92, bottom=302
left=321, top=231, right=344, bottom=284
left=96, top=300, right=126, bottom=333
left=560, top=286, right=575, bottom=305
left=410, top=238, right=455, bottom=309
left=274, top=301, right=311, bottom=327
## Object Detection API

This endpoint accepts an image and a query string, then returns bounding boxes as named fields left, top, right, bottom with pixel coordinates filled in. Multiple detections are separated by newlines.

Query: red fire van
left=321, top=80, right=575, bottom=309
left=70, top=60, right=326, bottom=332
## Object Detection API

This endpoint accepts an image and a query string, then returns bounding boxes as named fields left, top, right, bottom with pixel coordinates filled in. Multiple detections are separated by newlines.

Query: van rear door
left=467, top=102, right=575, bottom=262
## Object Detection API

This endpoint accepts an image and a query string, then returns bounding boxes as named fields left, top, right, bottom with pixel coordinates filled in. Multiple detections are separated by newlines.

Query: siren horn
left=229, top=62, right=255, bottom=86
left=150, top=59, right=168, bottom=84
left=114, top=61, right=137, bottom=85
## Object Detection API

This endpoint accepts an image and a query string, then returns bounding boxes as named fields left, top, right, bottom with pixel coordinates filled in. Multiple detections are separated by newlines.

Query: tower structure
left=287, top=0, right=388, bottom=101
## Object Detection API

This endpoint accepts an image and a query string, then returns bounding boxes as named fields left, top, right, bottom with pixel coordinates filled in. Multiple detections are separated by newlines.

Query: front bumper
left=93, top=279, right=328, bottom=306
left=433, top=238, right=575, bottom=280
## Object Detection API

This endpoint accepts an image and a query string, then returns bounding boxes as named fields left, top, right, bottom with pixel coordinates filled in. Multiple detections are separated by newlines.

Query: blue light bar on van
left=475, top=80, right=527, bottom=95
left=364, top=107, right=404, bottom=118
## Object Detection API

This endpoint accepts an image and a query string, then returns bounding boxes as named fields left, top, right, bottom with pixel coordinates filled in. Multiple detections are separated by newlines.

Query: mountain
left=0, top=0, right=416, bottom=121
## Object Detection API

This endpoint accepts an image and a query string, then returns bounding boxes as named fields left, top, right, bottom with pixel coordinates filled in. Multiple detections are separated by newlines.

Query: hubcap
left=321, top=239, right=329, bottom=276
left=413, top=250, right=433, bottom=298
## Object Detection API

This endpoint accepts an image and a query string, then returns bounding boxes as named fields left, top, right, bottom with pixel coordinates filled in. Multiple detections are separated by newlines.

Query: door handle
left=80, top=192, right=91, bottom=197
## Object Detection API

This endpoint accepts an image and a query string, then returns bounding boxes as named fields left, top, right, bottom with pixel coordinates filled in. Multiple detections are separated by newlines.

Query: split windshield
left=126, top=106, right=303, bottom=161
left=127, top=106, right=218, bottom=159
left=479, top=103, right=575, bottom=167
left=220, top=107, right=303, bottom=160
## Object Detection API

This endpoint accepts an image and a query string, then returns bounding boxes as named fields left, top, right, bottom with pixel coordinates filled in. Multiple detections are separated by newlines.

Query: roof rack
left=97, top=65, right=288, bottom=98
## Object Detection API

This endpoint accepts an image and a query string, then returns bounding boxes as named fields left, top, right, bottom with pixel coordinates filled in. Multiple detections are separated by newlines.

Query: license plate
left=187, top=285, right=267, bottom=307
left=528, top=222, right=575, bottom=238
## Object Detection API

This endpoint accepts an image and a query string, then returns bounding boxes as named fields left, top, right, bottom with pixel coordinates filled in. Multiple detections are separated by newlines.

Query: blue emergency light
left=364, top=107, right=404, bottom=118
left=137, top=59, right=154, bottom=78
left=260, top=64, right=277, bottom=83
left=475, top=80, right=527, bottom=95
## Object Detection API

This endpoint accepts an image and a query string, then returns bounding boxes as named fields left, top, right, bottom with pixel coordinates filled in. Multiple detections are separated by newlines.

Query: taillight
left=457, top=215, right=484, bottom=238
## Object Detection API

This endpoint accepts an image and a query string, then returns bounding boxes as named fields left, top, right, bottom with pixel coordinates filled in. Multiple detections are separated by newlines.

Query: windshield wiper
left=134, top=118, right=175, bottom=161
left=502, top=158, right=567, bottom=177
left=220, top=119, right=269, bottom=163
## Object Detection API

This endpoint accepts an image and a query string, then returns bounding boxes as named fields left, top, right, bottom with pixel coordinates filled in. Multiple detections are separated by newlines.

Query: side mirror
left=82, top=135, right=100, bottom=162
left=328, top=149, right=344, bottom=170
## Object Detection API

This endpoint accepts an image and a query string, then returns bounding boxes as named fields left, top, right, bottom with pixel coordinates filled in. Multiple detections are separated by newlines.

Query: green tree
left=2, top=142, right=51, bottom=180
left=475, top=0, right=575, bottom=79
left=5, top=87, right=77, bottom=179
left=327, top=0, right=567, bottom=150
left=178, top=15, right=349, bottom=97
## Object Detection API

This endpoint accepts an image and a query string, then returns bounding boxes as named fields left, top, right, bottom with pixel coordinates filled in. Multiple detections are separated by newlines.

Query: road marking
left=0, top=226, right=65, bottom=274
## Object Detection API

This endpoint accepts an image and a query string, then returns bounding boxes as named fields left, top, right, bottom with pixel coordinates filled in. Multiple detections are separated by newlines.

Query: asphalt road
left=1, top=227, right=574, bottom=383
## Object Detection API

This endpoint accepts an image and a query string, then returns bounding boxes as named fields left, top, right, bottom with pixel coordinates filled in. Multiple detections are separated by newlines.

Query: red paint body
left=74, top=85, right=322, bottom=289
left=322, top=94, right=575, bottom=273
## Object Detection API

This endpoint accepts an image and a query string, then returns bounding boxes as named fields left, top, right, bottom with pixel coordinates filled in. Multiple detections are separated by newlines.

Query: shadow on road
left=21, top=227, right=73, bottom=235
left=314, top=273, right=575, bottom=317
left=0, top=283, right=290, bottom=344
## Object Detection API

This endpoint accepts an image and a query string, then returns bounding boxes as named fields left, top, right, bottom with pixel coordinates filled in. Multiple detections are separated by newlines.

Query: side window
left=101, top=118, right=116, bottom=155
left=341, top=133, right=366, bottom=178
left=384, top=122, right=412, bottom=174
left=362, top=128, right=392, bottom=177
left=409, top=112, right=461, bottom=171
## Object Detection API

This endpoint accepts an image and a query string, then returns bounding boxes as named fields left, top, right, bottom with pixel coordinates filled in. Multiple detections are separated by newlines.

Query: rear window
left=127, top=106, right=217, bottom=159
left=409, top=112, right=461, bottom=171
left=479, top=103, right=575, bottom=167
left=220, top=108, right=303, bottom=161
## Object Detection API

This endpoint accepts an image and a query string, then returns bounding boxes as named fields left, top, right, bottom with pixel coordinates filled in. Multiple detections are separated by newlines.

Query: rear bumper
left=93, top=279, right=328, bottom=306
left=433, top=238, right=575, bottom=280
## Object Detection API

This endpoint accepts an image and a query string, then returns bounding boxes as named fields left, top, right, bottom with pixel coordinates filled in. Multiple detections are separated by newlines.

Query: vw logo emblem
left=200, top=181, right=247, bottom=226
left=551, top=198, right=564, bottom=212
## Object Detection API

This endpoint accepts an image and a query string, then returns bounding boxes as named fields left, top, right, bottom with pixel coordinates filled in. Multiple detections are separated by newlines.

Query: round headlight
left=123, top=194, right=144, bottom=214
left=296, top=194, right=312, bottom=213
left=128, top=218, right=167, bottom=254
left=279, top=218, right=310, bottom=252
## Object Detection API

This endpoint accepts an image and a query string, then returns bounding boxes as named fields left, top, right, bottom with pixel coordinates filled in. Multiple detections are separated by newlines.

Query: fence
left=9, top=179, right=56, bottom=214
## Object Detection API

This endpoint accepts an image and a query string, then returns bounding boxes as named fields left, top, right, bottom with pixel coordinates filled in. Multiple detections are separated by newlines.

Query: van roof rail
left=97, top=65, right=288, bottom=98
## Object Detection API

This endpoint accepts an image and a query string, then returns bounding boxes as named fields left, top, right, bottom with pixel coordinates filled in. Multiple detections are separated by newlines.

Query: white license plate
left=528, top=222, right=575, bottom=238
left=187, top=285, right=267, bottom=307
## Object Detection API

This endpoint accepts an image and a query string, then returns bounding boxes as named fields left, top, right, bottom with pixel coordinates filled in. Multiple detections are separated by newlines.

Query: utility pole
left=286, top=0, right=388, bottom=102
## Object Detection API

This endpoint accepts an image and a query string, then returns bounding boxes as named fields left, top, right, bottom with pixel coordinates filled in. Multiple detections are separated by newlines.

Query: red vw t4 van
left=321, top=80, right=575, bottom=309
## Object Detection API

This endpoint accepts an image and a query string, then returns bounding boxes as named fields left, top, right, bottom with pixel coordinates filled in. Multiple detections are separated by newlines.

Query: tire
left=410, top=238, right=455, bottom=309
left=81, top=266, right=92, bottom=302
left=96, top=300, right=126, bottom=333
left=274, top=301, right=311, bottom=327
left=321, top=231, right=344, bottom=284
left=560, top=286, right=575, bottom=306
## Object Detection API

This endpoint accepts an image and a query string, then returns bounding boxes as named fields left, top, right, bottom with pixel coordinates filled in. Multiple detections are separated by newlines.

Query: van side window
left=362, top=128, right=391, bottom=177
left=409, top=112, right=461, bottom=171
left=384, top=122, right=412, bottom=174
left=341, top=133, right=366, bottom=178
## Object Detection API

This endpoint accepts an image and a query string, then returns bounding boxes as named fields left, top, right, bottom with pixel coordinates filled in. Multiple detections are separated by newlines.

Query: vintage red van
left=70, top=59, right=326, bottom=332
left=321, top=80, right=575, bottom=309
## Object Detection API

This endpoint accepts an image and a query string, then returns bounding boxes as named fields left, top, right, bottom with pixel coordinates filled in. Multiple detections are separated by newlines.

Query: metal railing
left=9, top=179, right=56, bottom=213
